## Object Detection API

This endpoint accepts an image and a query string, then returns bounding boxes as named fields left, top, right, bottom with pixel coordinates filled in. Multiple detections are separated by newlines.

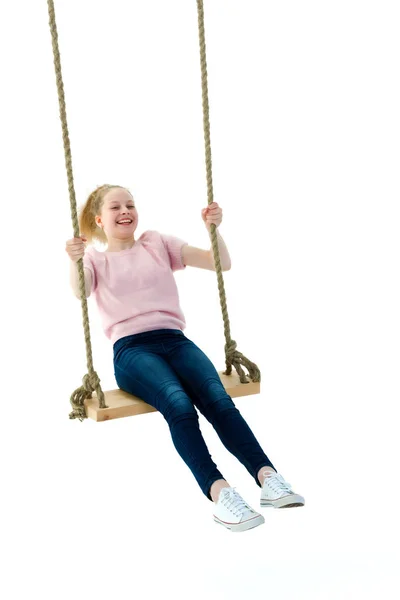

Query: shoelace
left=221, top=487, right=252, bottom=517
left=263, top=472, right=293, bottom=495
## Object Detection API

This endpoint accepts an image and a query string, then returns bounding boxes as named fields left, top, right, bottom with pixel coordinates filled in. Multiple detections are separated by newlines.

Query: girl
left=65, top=184, right=304, bottom=533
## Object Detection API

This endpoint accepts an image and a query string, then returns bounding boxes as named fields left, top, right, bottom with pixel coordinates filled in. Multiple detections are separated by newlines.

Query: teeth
left=118, top=220, right=132, bottom=224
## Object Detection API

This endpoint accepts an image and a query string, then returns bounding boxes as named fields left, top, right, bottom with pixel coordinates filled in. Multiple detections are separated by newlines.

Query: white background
left=1, top=1, right=399, bottom=598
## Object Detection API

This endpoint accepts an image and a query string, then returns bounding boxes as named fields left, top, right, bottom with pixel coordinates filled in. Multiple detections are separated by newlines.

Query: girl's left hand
left=201, top=202, right=223, bottom=231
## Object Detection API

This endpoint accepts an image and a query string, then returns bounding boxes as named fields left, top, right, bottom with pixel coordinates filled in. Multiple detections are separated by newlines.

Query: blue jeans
left=113, top=329, right=276, bottom=502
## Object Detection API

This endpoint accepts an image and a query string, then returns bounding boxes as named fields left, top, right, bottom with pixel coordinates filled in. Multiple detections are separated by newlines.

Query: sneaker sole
left=260, top=493, right=305, bottom=508
left=213, top=513, right=265, bottom=532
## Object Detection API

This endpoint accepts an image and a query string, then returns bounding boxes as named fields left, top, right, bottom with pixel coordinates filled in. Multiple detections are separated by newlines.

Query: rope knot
left=69, top=370, right=107, bottom=420
left=83, top=371, right=100, bottom=392
left=223, top=338, right=261, bottom=384
left=225, top=339, right=237, bottom=362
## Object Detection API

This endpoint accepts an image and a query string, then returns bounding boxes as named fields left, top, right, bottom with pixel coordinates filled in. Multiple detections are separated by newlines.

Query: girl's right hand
left=65, top=236, right=88, bottom=263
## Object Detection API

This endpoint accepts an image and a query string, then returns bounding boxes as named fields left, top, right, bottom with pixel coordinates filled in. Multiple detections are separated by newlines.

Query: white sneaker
left=260, top=471, right=305, bottom=508
left=213, top=487, right=265, bottom=532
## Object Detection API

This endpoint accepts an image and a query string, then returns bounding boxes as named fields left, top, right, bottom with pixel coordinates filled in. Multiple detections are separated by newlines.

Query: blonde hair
left=78, top=184, right=133, bottom=245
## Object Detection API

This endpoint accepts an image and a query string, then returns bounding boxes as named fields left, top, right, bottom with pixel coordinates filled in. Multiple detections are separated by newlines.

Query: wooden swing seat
left=84, top=370, right=260, bottom=422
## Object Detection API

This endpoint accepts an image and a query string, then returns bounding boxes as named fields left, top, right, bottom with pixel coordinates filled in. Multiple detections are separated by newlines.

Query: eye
left=110, top=206, right=135, bottom=209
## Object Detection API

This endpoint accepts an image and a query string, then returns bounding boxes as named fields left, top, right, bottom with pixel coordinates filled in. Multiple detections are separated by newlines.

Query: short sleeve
left=83, top=249, right=98, bottom=293
left=159, top=233, right=188, bottom=272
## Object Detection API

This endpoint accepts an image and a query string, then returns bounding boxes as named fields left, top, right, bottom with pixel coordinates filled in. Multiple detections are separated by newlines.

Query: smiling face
left=95, top=188, right=138, bottom=246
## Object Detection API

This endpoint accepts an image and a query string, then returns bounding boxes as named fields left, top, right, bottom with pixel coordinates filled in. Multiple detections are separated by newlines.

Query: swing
left=47, top=0, right=261, bottom=422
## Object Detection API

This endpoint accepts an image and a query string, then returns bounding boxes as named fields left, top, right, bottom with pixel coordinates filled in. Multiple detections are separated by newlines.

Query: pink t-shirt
left=83, top=230, right=188, bottom=345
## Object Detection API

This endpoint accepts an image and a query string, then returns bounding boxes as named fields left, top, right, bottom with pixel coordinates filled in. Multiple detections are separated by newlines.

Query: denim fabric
left=113, top=329, right=276, bottom=502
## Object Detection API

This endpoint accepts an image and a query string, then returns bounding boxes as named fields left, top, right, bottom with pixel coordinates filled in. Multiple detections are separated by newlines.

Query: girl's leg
left=163, top=332, right=277, bottom=490
left=210, top=479, right=231, bottom=503
left=113, top=333, right=227, bottom=502
left=258, top=466, right=277, bottom=486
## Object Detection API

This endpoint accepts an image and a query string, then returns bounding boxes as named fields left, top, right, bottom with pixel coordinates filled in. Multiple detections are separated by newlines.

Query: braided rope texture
left=196, top=0, right=260, bottom=384
left=47, top=0, right=107, bottom=419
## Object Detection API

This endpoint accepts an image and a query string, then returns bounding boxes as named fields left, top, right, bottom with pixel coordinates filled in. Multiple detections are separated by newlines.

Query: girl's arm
left=208, top=228, right=231, bottom=270
left=182, top=202, right=232, bottom=271
left=182, top=228, right=231, bottom=271
left=70, top=261, right=92, bottom=298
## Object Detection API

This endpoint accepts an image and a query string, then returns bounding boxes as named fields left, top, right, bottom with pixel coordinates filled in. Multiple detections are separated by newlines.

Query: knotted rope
left=47, top=0, right=107, bottom=419
left=196, top=0, right=260, bottom=383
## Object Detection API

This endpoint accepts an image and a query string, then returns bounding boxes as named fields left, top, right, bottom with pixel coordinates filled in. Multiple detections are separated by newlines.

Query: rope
left=46, top=0, right=107, bottom=420
left=196, top=0, right=260, bottom=384
left=46, top=0, right=259, bottom=425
